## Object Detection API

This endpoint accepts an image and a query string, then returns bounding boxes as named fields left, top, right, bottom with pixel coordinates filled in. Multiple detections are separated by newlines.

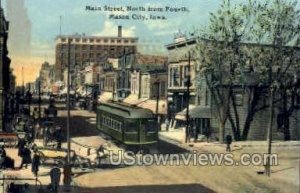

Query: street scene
left=0, top=0, right=300, bottom=193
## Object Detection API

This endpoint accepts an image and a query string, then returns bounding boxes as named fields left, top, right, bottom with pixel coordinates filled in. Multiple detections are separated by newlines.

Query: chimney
left=118, top=25, right=122, bottom=37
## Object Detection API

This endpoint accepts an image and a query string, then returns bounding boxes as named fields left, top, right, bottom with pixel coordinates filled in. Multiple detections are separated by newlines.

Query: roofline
left=55, top=35, right=139, bottom=40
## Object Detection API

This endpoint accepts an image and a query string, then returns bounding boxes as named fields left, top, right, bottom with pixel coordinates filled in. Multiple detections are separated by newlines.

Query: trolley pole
left=185, top=51, right=191, bottom=143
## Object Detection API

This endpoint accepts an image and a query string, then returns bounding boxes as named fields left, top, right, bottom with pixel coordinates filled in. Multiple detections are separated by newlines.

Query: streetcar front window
left=145, top=119, right=157, bottom=132
left=126, top=120, right=137, bottom=133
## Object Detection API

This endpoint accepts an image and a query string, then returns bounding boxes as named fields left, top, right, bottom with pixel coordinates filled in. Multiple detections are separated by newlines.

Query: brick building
left=54, top=26, right=138, bottom=82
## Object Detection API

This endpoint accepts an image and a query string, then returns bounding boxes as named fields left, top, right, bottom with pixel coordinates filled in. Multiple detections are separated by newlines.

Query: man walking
left=50, top=167, right=61, bottom=193
left=31, top=150, right=40, bottom=177
left=226, top=134, right=233, bottom=152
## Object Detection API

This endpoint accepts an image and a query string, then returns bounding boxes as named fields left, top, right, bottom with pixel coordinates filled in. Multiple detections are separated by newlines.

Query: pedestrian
left=20, top=146, right=32, bottom=169
left=50, top=167, right=61, bottom=193
left=204, top=127, right=211, bottom=143
left=0, top=145, right=6, bottom=169
left=34, top=122, right=41, bottom=139
left=165, top=118, right=169, bottom=130
left=226, top=134, right=232, bottom=152
left=31, top=150, right=40, bottom=177
left=17, top=137, right=26, bottom=156
left=55, top=126, right=63, bottom=149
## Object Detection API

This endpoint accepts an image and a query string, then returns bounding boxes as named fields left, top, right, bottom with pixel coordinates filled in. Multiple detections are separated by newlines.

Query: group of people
left=17, top=138, right=41, bottom=176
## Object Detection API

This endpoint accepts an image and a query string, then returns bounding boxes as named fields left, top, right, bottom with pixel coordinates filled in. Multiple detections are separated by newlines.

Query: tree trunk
left=241, top=113, right=255, bottom=140
left=219, top=121, right=225, bottom=143
left=266, top=88, right=275, bottom=176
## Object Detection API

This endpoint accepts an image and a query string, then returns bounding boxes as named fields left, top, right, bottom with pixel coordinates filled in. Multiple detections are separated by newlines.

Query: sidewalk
left=159, top=130, right=300, bottom=152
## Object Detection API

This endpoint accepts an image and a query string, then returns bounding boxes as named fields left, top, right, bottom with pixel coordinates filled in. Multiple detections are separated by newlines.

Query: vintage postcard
left=0, top=0, right=299, bottom=193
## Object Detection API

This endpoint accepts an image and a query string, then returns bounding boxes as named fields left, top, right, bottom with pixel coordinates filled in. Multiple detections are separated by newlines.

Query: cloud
left=93, top=20, right=136, bottom=37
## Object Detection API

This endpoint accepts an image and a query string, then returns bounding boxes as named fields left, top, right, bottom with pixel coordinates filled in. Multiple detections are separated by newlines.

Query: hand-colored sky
left=2, top=0, right=246, bottom=85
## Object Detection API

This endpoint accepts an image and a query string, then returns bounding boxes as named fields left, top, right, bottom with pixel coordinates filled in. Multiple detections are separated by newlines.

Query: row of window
left=102, top=115, right=122, bottom=132
left=60, top=38, right=136, bottom=44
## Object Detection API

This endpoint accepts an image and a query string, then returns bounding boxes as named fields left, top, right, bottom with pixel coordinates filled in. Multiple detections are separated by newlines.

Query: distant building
left=54, top=26, right=138, bottom=81
left=38, top=62, right=55, bottom=93
left=124, top=64, right=168, bottom=118
left=116, top=53, right=167, bottom=99
left=6, top=0, right=31, bottom=57
left=0, top=6, right=11, bottom=131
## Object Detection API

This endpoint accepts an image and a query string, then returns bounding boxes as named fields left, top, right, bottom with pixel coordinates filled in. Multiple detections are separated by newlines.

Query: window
left=145, top=119, right=157, bottom=132
left=234, top=93, right=243, bottom=106
left=169, top=68, right=173, bottom=87
left=142, top=77, right=150, bottom=98
left=172, top=68, right=180, bottom=87
left=102, top=116, right=122, bottom=132
left=160, top=81, right=166, bottom=97
left=126, top=120, right=137, bottom=133
left=151, top=83, right=159, bottom=99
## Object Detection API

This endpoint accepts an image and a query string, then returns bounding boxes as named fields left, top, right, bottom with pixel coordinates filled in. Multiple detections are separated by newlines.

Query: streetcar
left=96, top=102, right=158, bottom=149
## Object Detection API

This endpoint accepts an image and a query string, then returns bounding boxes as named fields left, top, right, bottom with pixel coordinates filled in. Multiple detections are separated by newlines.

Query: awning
left=98, top=92, right=113, bottom=103
left=175, top=106, right=212, bottom=120
left=137, top=99, right=167, bottom=115
left=60, top=87, right=75, bottom=95
left=123, top=94, right=147, bottom=105
left=76, top=86, right=83, bottom=93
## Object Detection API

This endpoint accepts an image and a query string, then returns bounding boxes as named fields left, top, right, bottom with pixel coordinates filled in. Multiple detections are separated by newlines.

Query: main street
left=2, top=100, right=298, bottom=193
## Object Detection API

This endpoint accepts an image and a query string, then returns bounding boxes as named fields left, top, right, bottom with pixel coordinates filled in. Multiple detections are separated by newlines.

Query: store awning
left=175, top=106, right=212, bottom=120
left=137, top=99, right=167, bottom=115
left=123, top=94, right=147, bottom=105
left=98, top=92, right=113, bottom=103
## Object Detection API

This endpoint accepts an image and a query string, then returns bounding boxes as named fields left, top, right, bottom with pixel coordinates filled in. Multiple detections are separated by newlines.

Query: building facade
left=166, top=36, right=300, bottom=141
left=0, top=7, right=11, bottom=131
left=38, top=62, right=55, bottom=93
left=54, top=26, right=138, bottom=82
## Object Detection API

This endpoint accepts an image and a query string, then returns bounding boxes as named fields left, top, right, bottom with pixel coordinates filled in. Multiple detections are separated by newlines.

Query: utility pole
left=185, top=51, right=191, bottom=143
left=38, top=80, right=41, bottom=120
left=155, top=68, right=160, bottom=131
left=155, top=81, right=160, bottom=129
left=22, top=66, right=25, bottom=96
left=63, top=38, right=72, bottom=186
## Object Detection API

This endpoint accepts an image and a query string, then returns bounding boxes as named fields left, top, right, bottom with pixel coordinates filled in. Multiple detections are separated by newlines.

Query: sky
left=2, top=0, right=243, bottom=85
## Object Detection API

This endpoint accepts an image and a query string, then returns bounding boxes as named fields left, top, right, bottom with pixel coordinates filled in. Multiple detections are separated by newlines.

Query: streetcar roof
left=98, top=102, right=154, bottom=119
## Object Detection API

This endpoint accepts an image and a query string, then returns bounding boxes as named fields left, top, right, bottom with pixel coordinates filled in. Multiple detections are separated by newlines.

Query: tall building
left=6, top=0, right=31, bottom=57
left=55, top=26, right=138, bottom=81
left=0, top=5, right=11, bottom=131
